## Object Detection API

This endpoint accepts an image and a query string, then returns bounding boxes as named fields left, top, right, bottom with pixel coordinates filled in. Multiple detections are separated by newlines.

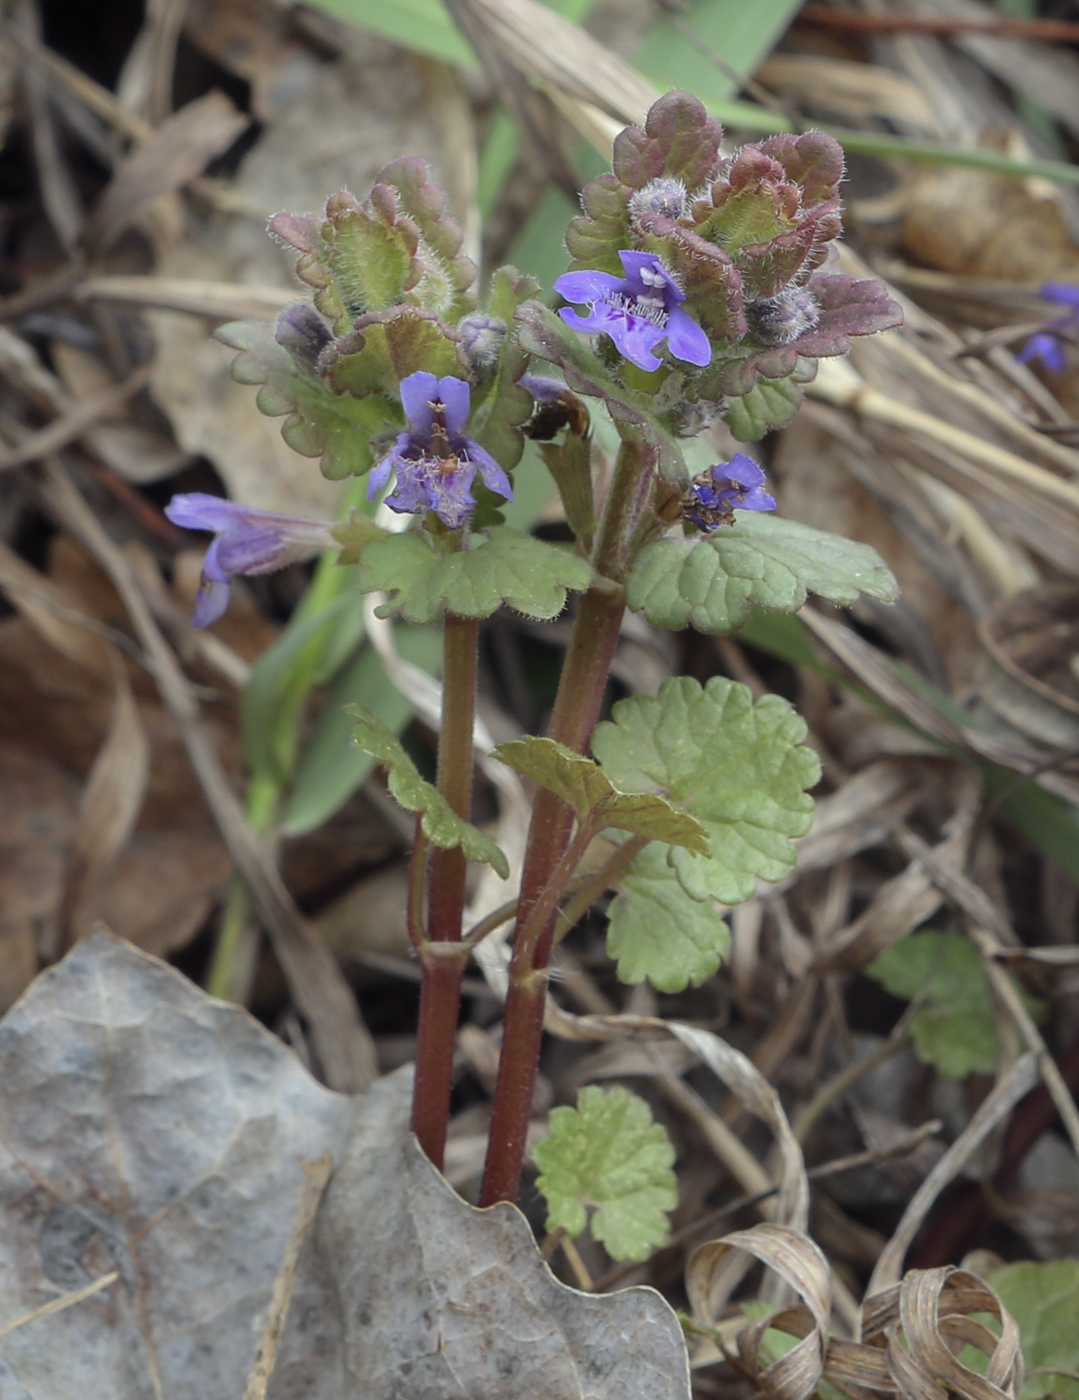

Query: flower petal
left=435, top=376, right=472, bottom=438
left=559, top=305, right=610, bottom=336
left=192, top=576, right=231, bottom=629
left=735, top=486, right=776, bottom=512
left=399, top=370, right=440, bottom=439
left=610, top=312, right=665, bottom=371
left=165, top=492, right=249, bottom=533
left=617, top=249, right=683, bottom=301
left=1040, top=282, right=1079, bottom=311
left=554, top=269, right=622, bottom=304
left=466, top=439, right=513, bottom=501
left=721, top=453, right=768, bottom=489
left=664, top=305, right=711, bottom=366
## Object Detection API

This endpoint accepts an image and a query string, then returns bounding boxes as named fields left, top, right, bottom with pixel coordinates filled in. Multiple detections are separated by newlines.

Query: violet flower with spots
left=683, top=454, right=776, bottom=531
left=1016, top=282, right=1079, bottom=373
left=165, top=493, right=337, bottom=628
left=554, top=251, right=710, bottom=373
left=369, top=371, right=512, bottom=529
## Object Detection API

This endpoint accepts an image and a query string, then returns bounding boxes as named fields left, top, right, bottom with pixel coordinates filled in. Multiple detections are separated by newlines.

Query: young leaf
left=988, top=1260, right=1079, bottom=1400
left=867, top=929, right=1045, bottom=1079
left=626, top=511, right=898, bottom=635
left=534, top=1086, right=677, bottom=1263
left=493, top=736, right=709, bottom=851
left=722, top=375, right=803, bottom=440
left=350, top=706, right=508, bottom=876
left=356, top=526, right=592, bottom=623
left=591, top=676, right=820, bottom=904
left=606, top=843, right=731, bottom=991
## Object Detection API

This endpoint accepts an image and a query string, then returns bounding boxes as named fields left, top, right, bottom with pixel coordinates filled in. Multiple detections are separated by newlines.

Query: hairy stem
left=411, top=612, right=479, bottom=1169
left=480, top=436, right=656, bottom=1206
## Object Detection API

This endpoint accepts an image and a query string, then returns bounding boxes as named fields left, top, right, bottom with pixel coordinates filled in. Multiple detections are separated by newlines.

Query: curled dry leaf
left=687, top=1223, right=832, bottom=1400
left=861, top=1268, right=1023, bottom=1400
left=0, top=934, right=691, bottom=1400
left=84, top=90, right=249, bottom=253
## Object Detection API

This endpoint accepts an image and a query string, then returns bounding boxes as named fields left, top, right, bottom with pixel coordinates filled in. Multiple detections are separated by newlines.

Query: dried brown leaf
left=85, top=90, right=248, bottom=253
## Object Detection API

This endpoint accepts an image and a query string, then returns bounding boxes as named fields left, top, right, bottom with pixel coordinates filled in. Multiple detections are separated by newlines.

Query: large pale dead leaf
left=0, top=935, right=691, bottom=1400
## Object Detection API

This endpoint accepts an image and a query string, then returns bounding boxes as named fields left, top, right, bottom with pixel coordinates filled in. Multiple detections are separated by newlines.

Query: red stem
left=410, top=612, right=478, bottom=1170
left=480, top=436, right=654, bottom=1207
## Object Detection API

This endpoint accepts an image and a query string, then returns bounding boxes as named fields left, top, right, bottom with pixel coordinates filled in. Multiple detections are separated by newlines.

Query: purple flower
left=684, top=454, right=776, bottom=532
left=554, top=250, right=711, bottom=373
left=1016, top=283, right=1079, bottom=373
left=1017, top=331, right=1068, bottom=374
left=164, top=493, right=337, bottom=627
left=369, top=371, right=512, bottom=528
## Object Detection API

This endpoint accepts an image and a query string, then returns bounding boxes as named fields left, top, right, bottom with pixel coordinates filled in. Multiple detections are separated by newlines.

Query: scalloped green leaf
left=867, top=929, right=1046, bottom=1079
left=722, top=375, right=802, bottom=440
left=989, top=1260, right=1079, bottom=1400
left=626, top=511, right=898, bottom=634
left=356, top=526, right=592, bottom=624
left=216, top=319, right=386, bottom=480
left=533, top=1086, right=677, bottom=1263
left=592, top=676, right=820, bottom=904
left=606, top=843, right=730, bottom=992
left=493, top=736, right=708, bottom=851
left=350, top=705, right=508, bottom=876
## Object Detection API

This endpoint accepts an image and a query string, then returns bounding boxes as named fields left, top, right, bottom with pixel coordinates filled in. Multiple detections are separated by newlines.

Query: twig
left=0, top=1270, right=119, bottom=1338
left=242, top=1154, right=332, bottom=1400
left=38, top=460, right=377, bottom=1093
left=797, top=7, right=1079, bottom=41
left=0, top=363, right=151, bottom=471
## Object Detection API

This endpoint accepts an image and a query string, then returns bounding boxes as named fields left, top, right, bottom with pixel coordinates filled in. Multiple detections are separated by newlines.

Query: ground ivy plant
left=165, top=90, right=902, bottom=1223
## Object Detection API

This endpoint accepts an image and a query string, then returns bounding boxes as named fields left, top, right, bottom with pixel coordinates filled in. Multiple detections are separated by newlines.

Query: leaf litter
left=1, top=0, right=1079, bottom=1395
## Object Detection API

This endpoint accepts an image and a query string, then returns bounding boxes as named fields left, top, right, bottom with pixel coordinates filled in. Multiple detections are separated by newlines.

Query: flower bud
left=747, top=287, right=821, bottom=346
left=628, top=176, right=689, bottom=227
left=457, top=313, right=506, bottom=370
left=275, top=303, right=332, bottom=366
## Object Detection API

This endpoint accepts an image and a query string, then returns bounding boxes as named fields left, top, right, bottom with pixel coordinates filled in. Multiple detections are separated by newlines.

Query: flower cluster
left=555, top=250, right=709, bottom=373
left=683, top=455, right=776, bottom=532
left=368, top=371, right=512, bottom=528
left=1016, top=283, right=1079, bottom=373
left=558, top=91, right=902, bottom=418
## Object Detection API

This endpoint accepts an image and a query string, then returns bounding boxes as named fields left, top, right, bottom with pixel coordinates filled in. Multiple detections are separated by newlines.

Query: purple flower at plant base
left=554, top=250, right=711, bottom=373
left=369, top=371, right=512, bottom=529
left=1016, top=331, right=1068, bottom=374
left=164, top=493, right=337, bottom=628
left=683, top=454, right=776, bottom=532
left=1015, top=284, right=1079, bottom=373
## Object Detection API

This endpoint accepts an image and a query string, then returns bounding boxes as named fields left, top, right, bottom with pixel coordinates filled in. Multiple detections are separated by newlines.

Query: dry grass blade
left=84, top=90, right=248, bottom=254
left=688, top=1224, right=831, bottom=1400
left=444, top=0, right=655, bottom=127
left=0, top=1270, right=120, bottom=1339
left=811, top=359, right=1079, bottom=515
left=242, top=1153, right=332, bottom=1400
left=863, top=1268, right=1022, bottom=1400
left=868, top=1053, right=1040, bottom=1294
left=78, top=275, right=294, bottom=319
left=814, top=775, right=981, bottom=972
left=40, top=461, right=377, bottom=1093
left=56, top=666, right=149, bottom=953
